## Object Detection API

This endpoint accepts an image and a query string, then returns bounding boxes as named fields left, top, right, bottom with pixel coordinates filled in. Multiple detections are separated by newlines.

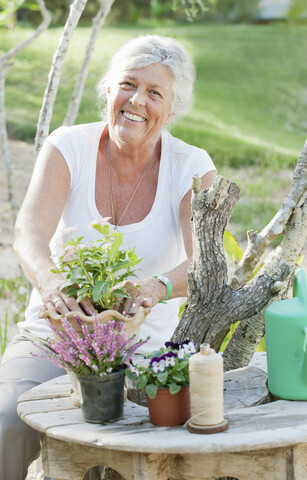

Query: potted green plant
left=39, top=220, right=150, bottom=340
left=34, top=316, right=148, bottom=423
left=127, top=340, right=197, bottom=426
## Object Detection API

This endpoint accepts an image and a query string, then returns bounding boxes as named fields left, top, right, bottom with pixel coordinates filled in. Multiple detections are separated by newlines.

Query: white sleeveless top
left=18, top=122, right=216, bottom=353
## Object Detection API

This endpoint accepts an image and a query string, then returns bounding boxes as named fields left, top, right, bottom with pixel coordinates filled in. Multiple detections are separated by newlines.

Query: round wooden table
left=17, top=361, right=307, bottom=480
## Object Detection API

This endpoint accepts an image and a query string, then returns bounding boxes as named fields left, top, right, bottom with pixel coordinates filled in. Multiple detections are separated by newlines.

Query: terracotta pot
left=147, top=385, right=191, bottom=427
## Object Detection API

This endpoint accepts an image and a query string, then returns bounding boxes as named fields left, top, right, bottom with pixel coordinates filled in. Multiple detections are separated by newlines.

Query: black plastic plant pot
left=76, top=366, right=127, bottom=424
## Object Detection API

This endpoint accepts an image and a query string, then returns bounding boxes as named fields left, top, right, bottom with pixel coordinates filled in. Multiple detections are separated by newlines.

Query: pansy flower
left=150, top=356, right=166, bottom=373
left=164, top=341, right=179, bottom=350
left=182, top=341, right=197, bottom=355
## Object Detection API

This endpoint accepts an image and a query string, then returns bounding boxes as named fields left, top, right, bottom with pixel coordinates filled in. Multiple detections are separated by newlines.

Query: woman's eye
left=121, top=82, right=134, bottom=89
left=150, top=90, right=161, bottom=96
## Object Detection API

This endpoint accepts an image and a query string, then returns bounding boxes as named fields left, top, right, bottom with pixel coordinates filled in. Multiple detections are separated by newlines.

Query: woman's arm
left=13, top=141, right=93, bottom=315
left=123, top=170, right=216, bottom=314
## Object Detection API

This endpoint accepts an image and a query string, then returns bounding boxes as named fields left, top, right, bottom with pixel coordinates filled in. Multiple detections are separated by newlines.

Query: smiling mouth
left=121, top=111, right=146, bottom=123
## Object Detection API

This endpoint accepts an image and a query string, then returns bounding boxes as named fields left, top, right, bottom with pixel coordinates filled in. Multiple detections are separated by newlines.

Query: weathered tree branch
left=172, top=154, right=306, bottom=362
left=0, top=0, right=51, bottom=222
left=231, top=139, right=307, bottom=288
left=223, top=201, right=307, bottom=370
left=34, top=0, right=88, bottom=159
left=63, top=0, right=115, bottom=127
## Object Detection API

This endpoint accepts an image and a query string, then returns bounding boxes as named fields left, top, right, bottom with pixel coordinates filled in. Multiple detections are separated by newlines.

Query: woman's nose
left=129, top=88, right=146, bottom=106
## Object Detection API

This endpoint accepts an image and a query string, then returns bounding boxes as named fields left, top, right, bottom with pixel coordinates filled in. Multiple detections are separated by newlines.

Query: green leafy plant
left=51, top=222, right=142, bottom=312
left=126, top=340, right=197, bottom=399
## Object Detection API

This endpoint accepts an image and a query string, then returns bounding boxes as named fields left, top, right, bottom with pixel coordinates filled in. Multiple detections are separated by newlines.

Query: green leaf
left=169, top=383, right=181, bottom=395
left=157, top=371, right=168, bottom=384
left=296, top=254, right=305, bottom=266
left=176, top=359, right=188, bottom=370
left=223, top=230, right=243, bottom=266
left=108, top=233, right=123, bottom=263
left=92, top=280, right=107, bottom=302
left=136, top=375, right=148, bottom=389
left=145, top=383, right=158, bottom=399
left=125, top=369, right=137, bottom=381
left=249, top=262, right=264, bottom=279
left=92, top=224, right=110, bottom=236
left=69, top=267, right=84, bottom=284
left=172, top=373, right=185, bottom=383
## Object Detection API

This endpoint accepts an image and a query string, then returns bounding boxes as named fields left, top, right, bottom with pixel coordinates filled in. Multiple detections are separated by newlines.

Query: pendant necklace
left=107, top=146, right=155, bottom=231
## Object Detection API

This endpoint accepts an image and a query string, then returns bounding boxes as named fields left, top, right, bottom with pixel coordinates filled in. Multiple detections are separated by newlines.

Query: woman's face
left=107, top=63, right=174, bottom=149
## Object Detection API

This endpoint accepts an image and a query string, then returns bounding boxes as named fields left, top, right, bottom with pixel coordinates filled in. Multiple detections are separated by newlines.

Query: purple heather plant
left=34, top=316, right=148, bottom=376
left=126, top=340, right=196, bottom=399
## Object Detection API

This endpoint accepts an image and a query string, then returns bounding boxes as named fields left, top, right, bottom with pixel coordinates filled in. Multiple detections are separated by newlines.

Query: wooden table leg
left=167, top=447, right=307, bottom=480
left=132, top=453, right=170, bottom=479
left=40, top=434, right=135, bottom=480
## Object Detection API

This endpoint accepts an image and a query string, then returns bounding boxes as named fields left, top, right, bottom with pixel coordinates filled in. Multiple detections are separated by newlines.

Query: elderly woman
left=0, top=35, right=216, bottom=479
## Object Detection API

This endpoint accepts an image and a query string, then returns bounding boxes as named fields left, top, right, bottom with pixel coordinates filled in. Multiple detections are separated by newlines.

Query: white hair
left=97, top=34, right=195, bottom=122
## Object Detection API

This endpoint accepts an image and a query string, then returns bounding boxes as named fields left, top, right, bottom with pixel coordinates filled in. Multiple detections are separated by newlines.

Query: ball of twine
left=189, top=344, right=224, bottom=426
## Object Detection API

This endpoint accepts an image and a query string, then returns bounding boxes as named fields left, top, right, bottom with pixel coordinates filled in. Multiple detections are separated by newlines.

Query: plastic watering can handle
left=293, top=268, right=307, bottom=304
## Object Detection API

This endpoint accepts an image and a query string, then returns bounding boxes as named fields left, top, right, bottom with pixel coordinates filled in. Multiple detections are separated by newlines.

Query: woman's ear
left=107, top=86, right=111, bottom=95
left=166, top=112, right=175, bottom=125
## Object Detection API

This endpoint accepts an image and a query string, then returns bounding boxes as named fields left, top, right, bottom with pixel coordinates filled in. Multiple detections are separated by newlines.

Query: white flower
left=183, top=342, right=197, bottom=355
left=62, top=225, right=78, bottom=234
left=62, top=247, right=76, bottom=262
left=151, top=359, right=166, bottom=373
left=129, top=365, right=139, bottom=376
left=178, top=347, right=186, bottom=359
left=165, top=356, right=176, bottom=367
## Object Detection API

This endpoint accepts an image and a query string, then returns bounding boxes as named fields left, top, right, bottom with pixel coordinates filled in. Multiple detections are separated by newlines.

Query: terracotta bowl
left=39, top=306, right=150, bottom=341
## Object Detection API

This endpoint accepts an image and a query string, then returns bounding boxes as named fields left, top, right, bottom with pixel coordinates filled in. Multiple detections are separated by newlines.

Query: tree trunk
left=63, top=0, right=115, bottom=127
left=172, top=140, right=307, bottom=369
left=34, top=0, right=88, bottom=159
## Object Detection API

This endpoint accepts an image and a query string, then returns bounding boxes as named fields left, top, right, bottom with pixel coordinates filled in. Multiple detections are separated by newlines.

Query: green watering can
left=265, top=268, right=307, bottom=400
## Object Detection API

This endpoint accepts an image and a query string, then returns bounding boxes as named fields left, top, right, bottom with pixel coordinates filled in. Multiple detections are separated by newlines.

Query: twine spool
left=187, top=343, right=228, bottom=434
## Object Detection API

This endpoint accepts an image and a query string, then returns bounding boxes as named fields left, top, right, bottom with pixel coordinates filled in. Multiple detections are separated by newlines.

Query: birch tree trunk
left=0, top=0, right=50, bottom=221
left=34, top=0, right=88, bottom=159
left=172, top=141, right=307, bottom=371
left=63, top=0, right=115, bottom=127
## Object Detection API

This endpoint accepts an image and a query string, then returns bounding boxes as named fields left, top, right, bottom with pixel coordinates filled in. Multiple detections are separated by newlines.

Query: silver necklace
left=107, top=146, right=155, bottom=230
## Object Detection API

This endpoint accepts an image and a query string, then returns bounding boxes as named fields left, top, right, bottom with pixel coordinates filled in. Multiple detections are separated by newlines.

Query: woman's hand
left=120, top=278, right=168, bottom=315
left=41, top=274, right=95, bottom=316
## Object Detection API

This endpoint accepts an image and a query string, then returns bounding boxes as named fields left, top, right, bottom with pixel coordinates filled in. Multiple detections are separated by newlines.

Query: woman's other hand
left=120, top=278, right=167, bottom=315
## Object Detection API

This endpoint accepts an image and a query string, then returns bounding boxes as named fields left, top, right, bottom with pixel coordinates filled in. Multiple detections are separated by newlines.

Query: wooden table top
left=17, top=364, right=307, bottom=456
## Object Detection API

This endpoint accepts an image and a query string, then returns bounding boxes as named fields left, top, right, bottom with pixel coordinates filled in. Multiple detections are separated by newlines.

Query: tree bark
left=172, top=140, right=307, bottom=368
left=0, top=0, right=51, bottom=222
left=34, top=0, right=88, bottom=159
left=63, top=0, right=115, bottom=127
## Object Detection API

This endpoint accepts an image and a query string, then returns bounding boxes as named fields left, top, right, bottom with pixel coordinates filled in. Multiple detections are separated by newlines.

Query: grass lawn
left=1, top=22, right=306, bottom=239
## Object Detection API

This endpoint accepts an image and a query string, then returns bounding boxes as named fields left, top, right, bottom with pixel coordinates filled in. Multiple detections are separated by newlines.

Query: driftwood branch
left=63, top=0, right=115, bottom=127
left=231, top=139, right=307, bottom=288
left=0, top=0, right=50, bottom=222
left=34, top=0, right=88, bottom=159
left=172, top=141, right=307, bottom=368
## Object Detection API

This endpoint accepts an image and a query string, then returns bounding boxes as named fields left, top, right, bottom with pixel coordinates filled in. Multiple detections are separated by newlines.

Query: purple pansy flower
left=150, top=356, right=166, bottom=373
